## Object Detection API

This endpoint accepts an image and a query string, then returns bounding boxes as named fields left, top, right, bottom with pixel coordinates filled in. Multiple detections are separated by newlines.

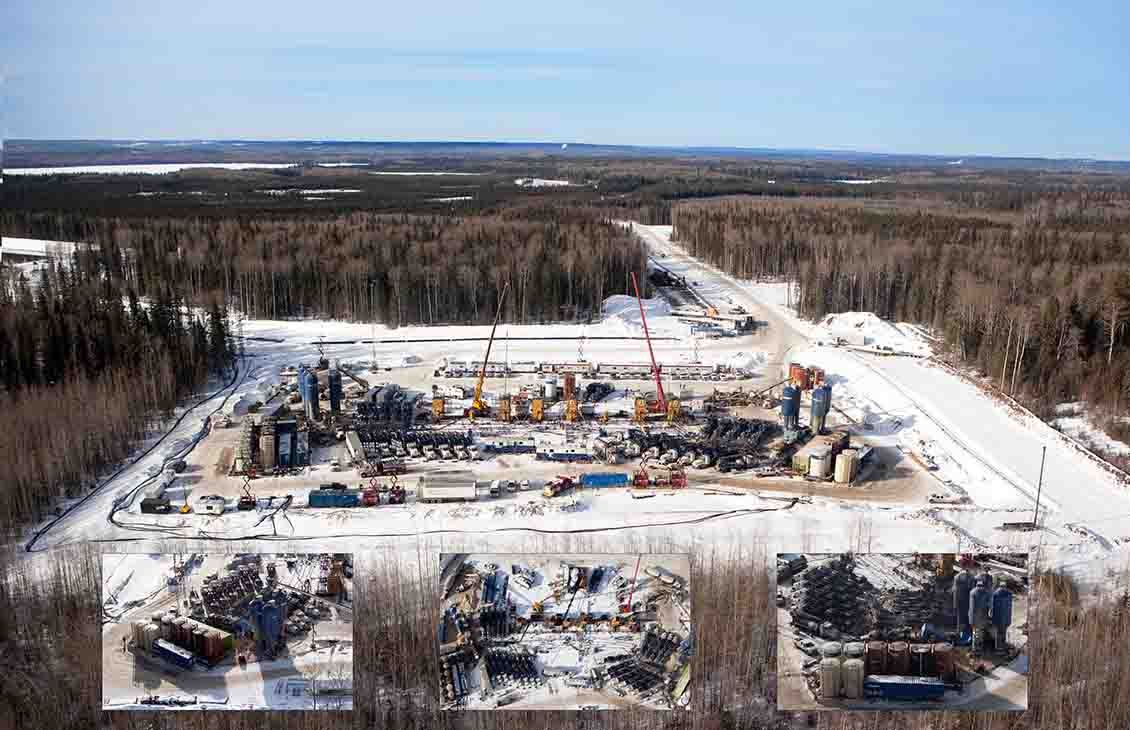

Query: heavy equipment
left=470, top=282, right=510, bottom=417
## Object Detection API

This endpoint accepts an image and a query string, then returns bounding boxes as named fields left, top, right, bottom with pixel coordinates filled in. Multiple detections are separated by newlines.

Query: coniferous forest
left=672, top=194, right=1130, bottom=439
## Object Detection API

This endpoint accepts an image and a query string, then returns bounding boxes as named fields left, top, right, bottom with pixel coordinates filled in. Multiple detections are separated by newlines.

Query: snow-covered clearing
left=428, top=195, right=474, bottom=202
left=6, top=163, right=299, bottom=175
left=258, top=188, right=362, bottom=195
left=515, top=178, right=572, bottom=187
left=369, top=170, right=482, bottom=176
left=1051, top=403, right=1130, bottom=457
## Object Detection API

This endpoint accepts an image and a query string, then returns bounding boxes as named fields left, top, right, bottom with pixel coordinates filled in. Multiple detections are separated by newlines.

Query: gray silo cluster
left=956, top=570, right=1012, bottom=653
left=781, top=385, right=801, bottom=430
left=810, top=384, right=832, bottom=435
left=248, top=588, right=289, bottom=659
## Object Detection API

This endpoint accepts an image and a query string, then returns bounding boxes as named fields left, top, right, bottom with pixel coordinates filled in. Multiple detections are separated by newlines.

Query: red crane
left=630, top=271, right=666, bottom=412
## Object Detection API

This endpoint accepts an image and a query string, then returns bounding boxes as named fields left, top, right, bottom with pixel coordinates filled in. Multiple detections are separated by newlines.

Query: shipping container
left=863, top=675, right=946, bottom=701
left=153, top=638, right=197, bottom=670
left=580, top=472, right=630, bottom=487
left=308, top=489, right=361, bottom=508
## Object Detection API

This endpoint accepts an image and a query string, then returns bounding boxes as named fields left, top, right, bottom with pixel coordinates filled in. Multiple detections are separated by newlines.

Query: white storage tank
left=834, top=449, right=857, bottom=483
left=842, top=658, right=865, bottom=699
left=809, top=448, right=833, bottom=479
left=543, top=378, right=558, bottom=401
left=820, top=656, right=842, bottom=699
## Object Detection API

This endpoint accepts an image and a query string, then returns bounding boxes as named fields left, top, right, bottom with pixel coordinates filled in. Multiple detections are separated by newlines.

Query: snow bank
left=814, top=312, right=934, bottom=356
left=369, top=171, right=481, bottom=176
left=722, top=350, right=769, bottom=371
left=600, top=295, right=673, bottom=335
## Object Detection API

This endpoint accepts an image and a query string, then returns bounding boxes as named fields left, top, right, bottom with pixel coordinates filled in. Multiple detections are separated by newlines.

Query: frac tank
left=991, top=587, right=1014, bottom=631
left=954, top=571, right=975, bottom=632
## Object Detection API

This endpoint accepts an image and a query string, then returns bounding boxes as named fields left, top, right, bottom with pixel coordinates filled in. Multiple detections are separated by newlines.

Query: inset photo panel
left=776, top=552, right=1028, bottom=711
left=439, top=553, right=691, bottom=710
left=102, top=552, right=353, bottom=710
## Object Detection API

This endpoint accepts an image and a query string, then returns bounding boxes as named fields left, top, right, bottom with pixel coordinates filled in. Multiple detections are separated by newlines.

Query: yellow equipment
left=564, top=399, right=578, bottom=422
left=498, top=396, right=512, bottom=423
left=666, top=398, right=681, bottom=422
left=633, top=398, right=648, bottom=423
left=705, top=305, right=719, bottom=317
left=600, top=412, right=609, bottom=424
left=530, top=399, right=544, bottom=422
left=431, top=398, right=444, bottom=422
left=471, top=281, right=510, bottom=416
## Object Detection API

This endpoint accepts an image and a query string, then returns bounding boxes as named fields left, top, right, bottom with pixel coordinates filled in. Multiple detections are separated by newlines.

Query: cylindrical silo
left=781, top=385, right=801, bottom=430
left=789, top=363, right=809, bottom=390
left=933, top=642, right=955, bottom=680
left=811, top=385, right=831, bottom=434
left=834, top=450, right=856, bottom=483
left=161, top=614, right=174, bottom=640
left=992, top=587, right=1014, bottom=651
left=809, top=448, right=833, bottom=479
left=865, top=641, right=887, bottom=675
left=543, top=377, right=558, bottom=401
left=910, top=643, right=935, bottom=677
left=842, top=658, right=865, bottom=699
left=954, top=571, right=975, bottom=634
left=970, top=580, right=992, bottom=629
left=843, top=641, right=865, bottom=659
left=328, top=367, right=343, bottom=414
left=820, top=656, right=842, bottom=699
left=822, top=641, right=843, bottom=659
left=887, top=641, right=910, bottom=675
left=304, top=374, right=321, bottom=421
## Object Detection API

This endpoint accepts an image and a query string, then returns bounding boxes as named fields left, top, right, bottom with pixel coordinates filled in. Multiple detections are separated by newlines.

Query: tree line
left=0, top=251, right=234, bottom=533
left=672, top=195, right=1130, bottom=447
left=5, top=205, right=647, bottom=326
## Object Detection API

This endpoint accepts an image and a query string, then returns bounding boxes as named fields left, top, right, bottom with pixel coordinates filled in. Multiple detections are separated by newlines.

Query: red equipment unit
left=630, top=272, right=666, bottom=412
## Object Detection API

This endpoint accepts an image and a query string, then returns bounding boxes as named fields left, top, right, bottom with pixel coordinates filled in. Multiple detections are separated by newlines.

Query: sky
left=3, top=1, right=1128, bottom=159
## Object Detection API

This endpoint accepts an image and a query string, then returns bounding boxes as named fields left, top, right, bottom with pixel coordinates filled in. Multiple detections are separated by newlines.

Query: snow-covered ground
left=368, top=170, right=482, bottom=176
left=17, top=224, right=1130, bottom=596
left=1051, top=403, right=1130, bottom=457
left=812, top=312, right=934, bottom=356
left=258, top=188, right=362, bottom=195
left=515, top=178, right=572, bottom=187
left=6, top=163, right=299, bottom=175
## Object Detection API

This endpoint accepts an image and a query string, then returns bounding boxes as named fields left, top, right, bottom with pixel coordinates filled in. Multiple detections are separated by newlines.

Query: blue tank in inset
left=969, top=584, right=991, bottom=627
left=304, top=373, right=321, bottom=421
left=781, top=385, right=801, bottom=430
left=328, top=368, right=343, bottom=414
left=298, top=367, right=309, bottom=402
left=991, top=587, right=1013, bottom=631
left=954, top=571, right=975, bottom=632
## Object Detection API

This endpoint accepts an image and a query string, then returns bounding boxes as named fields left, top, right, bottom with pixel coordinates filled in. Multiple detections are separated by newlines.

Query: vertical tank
left=969, top=579, right=992, bottom=628
left=843, top=642, right=865, bottom=659
left=822, top=642, right=843, bottom=659
left=563, top=373, right=577, bottom=401
left=811, top=385, right=831, bottom=435
left=544, top=378, right=558, bottom=401
left=865, top=641, right=887, bottom=674
left=992, top=587, right=1014, bottom=650
left=304, top=374, right=321, bottom=421
left=887, top=641, right=910, bottom=675
left=789, top=363, right=810, bottom=390
left=328, top=367, right=343, bottom=414
left=910, top=644, right=935, bottom=677
left=781, top=385, right=800, bottom=430
left=259, top=422, right=277, bottom=470
left=834, top=450, right=856, bottom=483
left=820, top=657, right=842, bottom=699
left=809, top=448, right=833, bottom=479
left=933, top=642, right=955, bottom=680
left=842, top=658, right=865, bottom=699
left=161, top=614, right=173, bottom=640
left=954, top=571, right=975, bottom=633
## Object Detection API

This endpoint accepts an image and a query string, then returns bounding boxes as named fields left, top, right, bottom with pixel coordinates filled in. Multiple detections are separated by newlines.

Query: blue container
left=991, top=587, right=1013, bottom=630
left=863, top=675, right=945, bottom=701
left=810, top=385, right=831, bottom=434
left=781, top=385, right=801, bottom=429
left=297, top=367, right=309, bottom=402
left=328, top=368, right=343, bottom=414
left=308, top=489, right=360, bottom=508
left=580, top=472, right=629, bottom=487
left=153, top=638, right=196, bottom=669
left=304, top=374, right=321, bottom=421
left=954, top=571, right=975, bottom=631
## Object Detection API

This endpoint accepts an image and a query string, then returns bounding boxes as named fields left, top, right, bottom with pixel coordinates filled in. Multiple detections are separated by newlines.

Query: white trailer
left=418, top=474, right=478, bottom=503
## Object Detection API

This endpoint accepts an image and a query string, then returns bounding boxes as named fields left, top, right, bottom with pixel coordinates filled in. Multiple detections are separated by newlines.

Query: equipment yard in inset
left=438, top=553, right=691, bottom=710
left=776, top=552, right=1029, bottom=711
left=102, top=553, right=353, bottom=710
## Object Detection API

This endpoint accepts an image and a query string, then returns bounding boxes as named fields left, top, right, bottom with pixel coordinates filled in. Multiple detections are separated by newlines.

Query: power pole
left=1032, top=445, right=1046, bottom=528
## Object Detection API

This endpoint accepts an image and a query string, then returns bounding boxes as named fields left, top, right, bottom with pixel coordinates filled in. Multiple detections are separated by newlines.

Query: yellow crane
left=471, top=282, right=510, bottom=416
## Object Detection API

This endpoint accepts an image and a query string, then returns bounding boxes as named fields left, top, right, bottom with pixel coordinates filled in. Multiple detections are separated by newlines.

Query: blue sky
left=3, top=1, right=1128, bottom=159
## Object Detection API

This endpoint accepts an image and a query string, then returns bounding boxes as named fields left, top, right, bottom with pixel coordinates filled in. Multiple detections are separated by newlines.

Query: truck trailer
left=418, top=474, right=478, bottom=503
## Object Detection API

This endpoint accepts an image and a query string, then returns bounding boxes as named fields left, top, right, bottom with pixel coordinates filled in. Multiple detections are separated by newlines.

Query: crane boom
left=630, top=272, right=666, bottom=410
left=472, top=281, right=510, bottom=413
